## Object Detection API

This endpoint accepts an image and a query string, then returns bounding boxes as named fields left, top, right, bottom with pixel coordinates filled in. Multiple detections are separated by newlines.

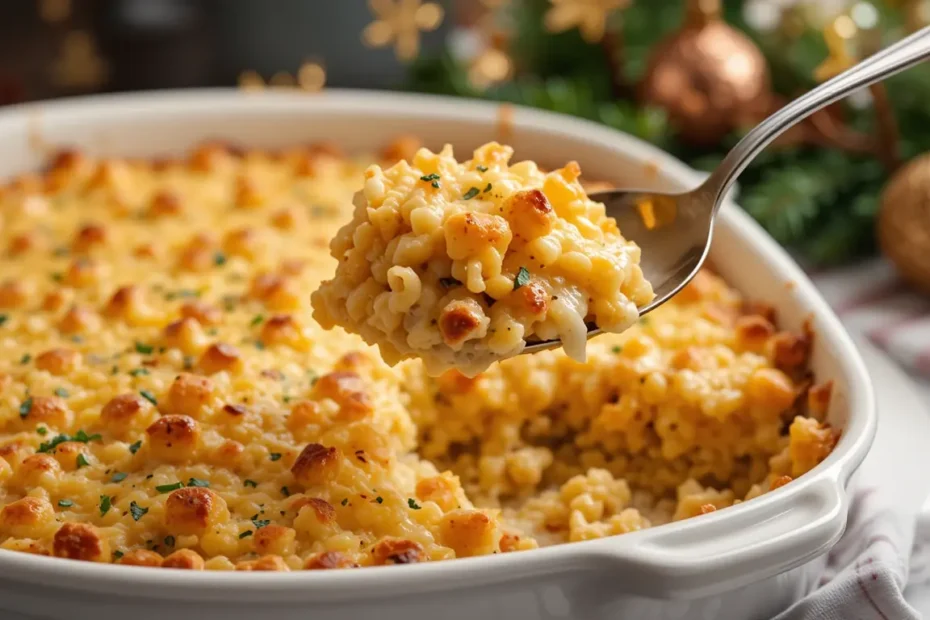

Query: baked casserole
left=0, top=139, right=837, bottom=571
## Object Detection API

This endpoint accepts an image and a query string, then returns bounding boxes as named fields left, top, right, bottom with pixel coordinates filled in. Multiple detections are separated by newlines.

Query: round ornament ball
left=878, top=153, right=930, bottom=293
left=639, top=2, right=772, bottom=146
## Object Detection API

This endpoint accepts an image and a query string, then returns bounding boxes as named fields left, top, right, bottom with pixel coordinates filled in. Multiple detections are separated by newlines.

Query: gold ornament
left=51, top=30, right=108, bottom=89
left=362, top=0, right=444, bottom=61
left=297, top=62, right=327, bottom=92
left=469, top=47, right=513, bottom=90
left=238, top=70, right=265, bottom=92
left=639, top=0, right=771, bottom=146
left=878, top=153, right=930, bottom=293
left=39, top=0, right=71, bottom=23
left=544, top=0, right=630, bottom=43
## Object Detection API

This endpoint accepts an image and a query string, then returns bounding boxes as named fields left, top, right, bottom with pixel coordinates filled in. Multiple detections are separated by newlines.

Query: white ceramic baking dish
left=0, top=90, right=875, bottom=620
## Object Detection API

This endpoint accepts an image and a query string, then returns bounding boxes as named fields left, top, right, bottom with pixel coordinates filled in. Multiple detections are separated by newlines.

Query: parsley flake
left=18, top=397, right=33, bottom=418
left=341, top=498, right=349, bottom=506
left=38, top=430, right=101, bottom=453
left=439, top=277, right=460, bottom=288
left=129, top=368, right=149, bottom=377
left=0, top=314, right=8, bottom=326
left=134, top=342, right=154, bottom=355
left=612, top=345, right=623, bottom=354
left=244, top=479, right=258, bottom=488
left=250, top=315, right=264, bottom=327
left=20, top=353, right=31, bottom=365
left=239, top=530, right=253, bottom=539
left=408, top=498, right=421, bottom=510
left=129, top=501, right=148, bottom=521
left=513, top=267, right=531, bottom=290
left=213, top=252, right=227, bottom=266
left=139, top=390, right=157, bottom=406
left=420, top=173, right=440, bottom=182
left=111, top=472, right=128, bottom=483
left=476, top=165, right=488, bottom=172
left=463, top=187, right=480, bottom=200
left=129, top=440, right=142, bottom=454
left=58, top=499, right=73, bottom=508
left=251, top=518, right=270, bottom=529
left=164, top=535, right=176, bottom=547
left=36, top=427, right=48, bottom=436
left=269, top=452, right=282, bottom=462
left=99, top=495, right=112, bottom=516
left=431, top=181, right=440, bottom=189
left=187, top=477, right=210, bottom=488
left=375, top=496, right=383, bottom=504
left=76, top=454, right=90, bottom=468
left=280, top=486, right=290, bottom=497
left=54, top=387, right=69, bottom=398
left=112, top=550, right=124, bottom=560
left=155, top=482, right=184, bottom=493
left=484, top=182, right=492, bottom=192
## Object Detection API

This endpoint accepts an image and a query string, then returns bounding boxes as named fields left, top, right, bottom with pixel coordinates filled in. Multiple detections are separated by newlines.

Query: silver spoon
left=525, top=24, right=930, bottom=355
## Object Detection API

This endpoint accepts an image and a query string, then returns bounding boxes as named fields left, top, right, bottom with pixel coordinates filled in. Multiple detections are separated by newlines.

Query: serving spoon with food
left=525, top=24, right=930, bottom=355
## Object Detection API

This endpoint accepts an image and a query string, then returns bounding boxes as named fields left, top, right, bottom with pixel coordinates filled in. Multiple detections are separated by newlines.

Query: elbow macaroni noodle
left=0, top=139, right=837, bottom=572
left=312, top=142, right=655, bottom=376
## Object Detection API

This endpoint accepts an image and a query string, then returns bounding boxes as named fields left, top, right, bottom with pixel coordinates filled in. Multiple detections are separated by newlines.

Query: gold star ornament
left=362, top=0, right=444, bottom=61
left=544, top=0, right=631, bottom=43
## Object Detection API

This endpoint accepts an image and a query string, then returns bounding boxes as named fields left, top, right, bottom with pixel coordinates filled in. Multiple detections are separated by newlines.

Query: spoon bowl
left=524, top=24, right=930, bottom=355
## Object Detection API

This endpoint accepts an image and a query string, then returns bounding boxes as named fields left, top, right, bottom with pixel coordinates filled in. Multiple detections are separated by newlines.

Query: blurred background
left=3, top=0, right=930, bottom=290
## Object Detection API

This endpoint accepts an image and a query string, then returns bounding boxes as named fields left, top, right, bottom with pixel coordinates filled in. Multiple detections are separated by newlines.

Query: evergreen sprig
left=406, top=0, right=928, bottom=265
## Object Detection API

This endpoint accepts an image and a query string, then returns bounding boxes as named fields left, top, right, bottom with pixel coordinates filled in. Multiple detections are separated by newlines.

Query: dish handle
left=594, top=476, right=847, bottom=599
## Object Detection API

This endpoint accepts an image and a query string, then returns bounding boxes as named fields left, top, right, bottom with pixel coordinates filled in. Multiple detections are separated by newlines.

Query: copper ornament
left=639, top=0, right=771, bottom=146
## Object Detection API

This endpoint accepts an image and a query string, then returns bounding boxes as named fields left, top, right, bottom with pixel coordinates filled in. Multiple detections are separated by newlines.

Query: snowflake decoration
left=544, top=0, right=630, bottom=43
left=362, top=0, right=444, bottom=61
left=814, top=14, right=858, bottom=81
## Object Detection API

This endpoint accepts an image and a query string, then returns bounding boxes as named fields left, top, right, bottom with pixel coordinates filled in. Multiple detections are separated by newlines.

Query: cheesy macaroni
left=312, top=143, right=654, bottom=376
left=0, top=140, right=837, bottom=572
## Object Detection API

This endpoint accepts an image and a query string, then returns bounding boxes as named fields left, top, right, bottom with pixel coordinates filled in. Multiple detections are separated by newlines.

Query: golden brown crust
left=291, top=444, right=341, bottom=487
left=304, top=550, right=358, bottom=570
left=371, top=538, right=425, bottom=565
left=53, top=523, right=109, bottom=562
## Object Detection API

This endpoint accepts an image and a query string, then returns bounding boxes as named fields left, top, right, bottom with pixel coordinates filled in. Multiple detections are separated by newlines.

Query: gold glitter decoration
left=269, top=72, right=297, bottom=88
left=238, top=70, right=265, bottom=92
left=297, top=62, right=327, bottom=92
left=362, top=0, right=444, bottom=61
left=50, top=30, right=108, bottom=89
left=39, top=0, right=71, bottom=23
left=544, top=0, right=630, bottom=43
left=468, top=48, right=513, bottom=90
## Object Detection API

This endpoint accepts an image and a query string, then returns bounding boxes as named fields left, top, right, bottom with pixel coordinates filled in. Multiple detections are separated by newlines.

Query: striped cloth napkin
left=772, top=257, right=930, bottom=619
left=811, top=259, right=930, bottom=374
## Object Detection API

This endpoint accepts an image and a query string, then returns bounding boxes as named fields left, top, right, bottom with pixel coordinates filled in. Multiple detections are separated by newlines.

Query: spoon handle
left=702, top=24, right=930, bottom=208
